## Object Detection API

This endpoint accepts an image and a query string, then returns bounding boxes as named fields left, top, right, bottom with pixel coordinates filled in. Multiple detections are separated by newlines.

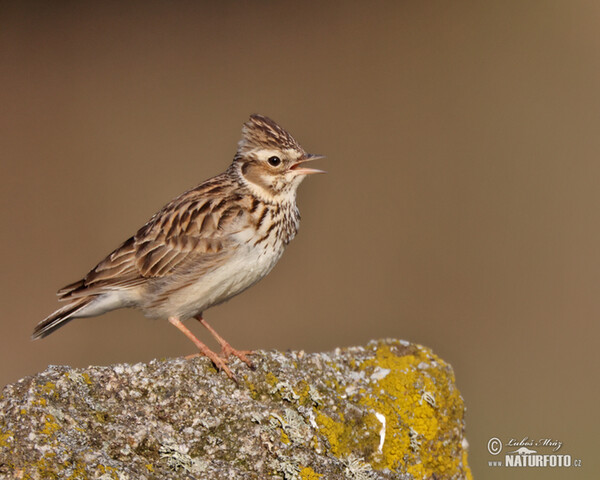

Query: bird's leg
left=168, top=317, right=235, bottom=380
left=194, top=315, right=255, bottom=369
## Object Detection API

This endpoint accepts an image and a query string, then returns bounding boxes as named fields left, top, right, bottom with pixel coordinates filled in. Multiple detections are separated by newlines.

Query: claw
left=169, top=316, right=238, bottom=380
left=186, top=352, right=236, bottom=380
left=220, top=345, right=255, bottom=369
left=195, top=315, right=255, bottom=370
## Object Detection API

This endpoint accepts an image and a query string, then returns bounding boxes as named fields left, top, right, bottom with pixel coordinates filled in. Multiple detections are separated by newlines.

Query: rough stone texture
left=0, top=339, right=471, bottom=479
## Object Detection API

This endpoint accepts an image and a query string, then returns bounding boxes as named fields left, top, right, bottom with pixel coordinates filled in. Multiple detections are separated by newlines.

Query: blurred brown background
left=1, top=2, right=598, bottom=478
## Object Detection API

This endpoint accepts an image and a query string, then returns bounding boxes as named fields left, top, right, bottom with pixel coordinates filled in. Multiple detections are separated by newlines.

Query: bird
left=33, top=114, right=324, bottom=379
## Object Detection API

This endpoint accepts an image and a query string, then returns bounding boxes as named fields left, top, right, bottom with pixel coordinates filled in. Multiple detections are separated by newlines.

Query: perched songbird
left=33, top=114, right=324, bottom=379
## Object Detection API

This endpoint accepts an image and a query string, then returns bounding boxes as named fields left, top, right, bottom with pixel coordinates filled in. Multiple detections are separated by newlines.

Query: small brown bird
left=33, top=114, right=324, bottom=379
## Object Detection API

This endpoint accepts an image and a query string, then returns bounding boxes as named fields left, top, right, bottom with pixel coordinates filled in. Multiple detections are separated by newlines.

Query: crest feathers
left=237, top=114, right=304, bottom=156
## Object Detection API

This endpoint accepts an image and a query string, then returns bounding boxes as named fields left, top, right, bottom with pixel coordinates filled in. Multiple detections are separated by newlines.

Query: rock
left=0, top=339, right=471, bottom=479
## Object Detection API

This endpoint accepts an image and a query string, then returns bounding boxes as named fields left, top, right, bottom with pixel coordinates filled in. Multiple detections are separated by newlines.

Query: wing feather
left=57, top=175, right=252, bottom=300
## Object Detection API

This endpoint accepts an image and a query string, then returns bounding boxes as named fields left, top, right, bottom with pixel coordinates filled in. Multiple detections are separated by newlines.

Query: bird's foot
left=186, top=351, right=236, bottom=381
left=169, top=316, right=238, bottom=380
left=219, top=343, right=255, bottom=369
left=194, top=315, right=255, bottom=369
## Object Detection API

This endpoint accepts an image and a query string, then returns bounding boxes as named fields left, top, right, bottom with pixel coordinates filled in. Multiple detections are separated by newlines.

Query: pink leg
left=168, top=317, right=235, bottom=379
left=195, top=315, right=255, bottom=368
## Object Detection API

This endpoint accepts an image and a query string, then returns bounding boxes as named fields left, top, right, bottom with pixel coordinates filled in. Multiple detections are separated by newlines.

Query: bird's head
left=232, top=114, right=324, bottom=202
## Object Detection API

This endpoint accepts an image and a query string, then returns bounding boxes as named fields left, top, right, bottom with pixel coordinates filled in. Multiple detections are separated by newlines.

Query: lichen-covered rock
left=0, top=339, right=471, bottom=479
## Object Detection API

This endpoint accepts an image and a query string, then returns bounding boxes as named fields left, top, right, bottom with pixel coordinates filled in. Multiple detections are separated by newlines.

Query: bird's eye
left=267, top=156, right=281, bottom=167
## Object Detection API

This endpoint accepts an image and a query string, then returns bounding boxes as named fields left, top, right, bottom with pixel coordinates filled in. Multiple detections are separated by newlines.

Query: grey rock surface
left=0, top=339, right=471, bottom=479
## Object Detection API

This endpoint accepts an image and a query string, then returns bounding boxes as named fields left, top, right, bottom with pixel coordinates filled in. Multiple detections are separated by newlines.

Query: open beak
left=290, top=153, right=326, bottom=175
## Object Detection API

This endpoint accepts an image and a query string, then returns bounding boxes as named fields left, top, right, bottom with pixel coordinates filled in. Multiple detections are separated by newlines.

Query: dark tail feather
left=56, top=279, right=86, bottom=300
left=32, top=298, right=92, bottom=340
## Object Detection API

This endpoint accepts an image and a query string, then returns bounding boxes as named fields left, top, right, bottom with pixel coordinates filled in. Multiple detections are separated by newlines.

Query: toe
left=222, top=346, right=255, bottom=368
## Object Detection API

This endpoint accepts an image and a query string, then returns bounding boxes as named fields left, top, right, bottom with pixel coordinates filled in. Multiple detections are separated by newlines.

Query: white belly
left=150, top=240, right=285, bottom=320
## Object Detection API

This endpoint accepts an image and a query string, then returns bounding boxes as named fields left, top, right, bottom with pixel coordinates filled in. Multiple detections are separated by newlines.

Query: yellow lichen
left=40, top=414, right=60, bottom=437
left=463, top=449, right=474, bottom=480
left=358, top=343, right=471, bottom=478
left=265, top=371, right=279, bottom=388
left=299, top=466, right=322, bottom=479
left=315, top=412, right=352, bottom=457
left=97, top=464, right=119, bottom=479
left=243, top=378, right=259, bottom=399
left=33, top=454, right=60, bottom=479
left=65, top=461, right=88, bottom=480
left=95, top=412, right=110, bottom=423
left=0, top=430, right=13, bottom=447
left=296, top=380, right=311, bottom=405
left=41, top=382, right=58, bottom=397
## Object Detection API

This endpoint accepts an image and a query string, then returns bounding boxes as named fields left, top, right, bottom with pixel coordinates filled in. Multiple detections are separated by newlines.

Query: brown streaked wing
left=57, top=182, right=251, bottom=299
left=57, top=235, right=145, bottom=299
left=133, top=189, right=245, bottom=277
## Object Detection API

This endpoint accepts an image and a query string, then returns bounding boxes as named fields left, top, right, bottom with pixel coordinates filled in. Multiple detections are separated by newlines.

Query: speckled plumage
left=33, top=114, right=323, bottom=378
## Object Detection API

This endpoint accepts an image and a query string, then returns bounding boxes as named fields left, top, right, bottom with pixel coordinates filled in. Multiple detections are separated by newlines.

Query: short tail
left=32, top=297, right=93, bottom=340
